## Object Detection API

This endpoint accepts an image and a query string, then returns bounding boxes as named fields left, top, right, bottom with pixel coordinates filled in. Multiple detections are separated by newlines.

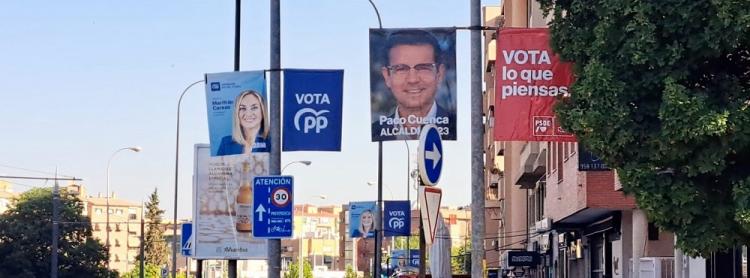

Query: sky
left=0, top=0, right=500, bottom=220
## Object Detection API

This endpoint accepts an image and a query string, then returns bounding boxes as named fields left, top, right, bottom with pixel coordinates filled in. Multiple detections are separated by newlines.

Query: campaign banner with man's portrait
left=493, top=28, right=576, bottom=142
left=370, top=28, right=457, bottom=141
left=192, top=144, right=268, bottom=259
left=349, top=201, right=377, bottom=238
left=205, top=71, right=270, bottom=156
left=282, top=69, right=344, bottom=151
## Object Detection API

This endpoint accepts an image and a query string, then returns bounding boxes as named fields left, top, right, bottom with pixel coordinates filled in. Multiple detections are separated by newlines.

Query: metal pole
left=228, top=1, right=242, bottom=276
left=173, top=80, right=203, bottom=278
left=418, top=186, right=426, bottom=278
left=470, top=0, right=486, bottom=277
left=268, top=0, right=282, bottom=277
left=405, top=141, right=411, bottom=266
left=108, top=147, right=140, bottom=272
left=197, top=260, right=203, bottom=278
left=51, top=175, right=59, bottom=278
left=375, top=141, right=383, bottom=278
left=140, top=201, right=145, bottom=278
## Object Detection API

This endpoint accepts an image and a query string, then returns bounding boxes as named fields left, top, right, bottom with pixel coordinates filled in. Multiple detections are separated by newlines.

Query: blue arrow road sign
left=253, top=176, right=294, bottom=238
left=418, top=124, right=443, bottom=186
left=181, top=222, right=193, bottom=257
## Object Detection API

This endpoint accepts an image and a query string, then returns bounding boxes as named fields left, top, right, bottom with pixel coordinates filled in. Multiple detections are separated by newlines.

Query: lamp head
left=129, top=146, right=142, bottom=152
left=301, top=161, right=312, bottom=166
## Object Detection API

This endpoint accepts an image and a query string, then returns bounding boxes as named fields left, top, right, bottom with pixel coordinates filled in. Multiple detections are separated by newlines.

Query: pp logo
left=533, top=116, right=553, bottom=136
left=210, top=82, right=221, bottom=91
left=293, top=108, right=329, bottom=133
left=388, top=217, right=405, bottom=230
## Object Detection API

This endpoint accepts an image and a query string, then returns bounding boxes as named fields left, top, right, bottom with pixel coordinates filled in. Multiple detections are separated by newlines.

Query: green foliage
left=283, top=260, right=313, bottom=278
left=539, top=0, right=750, bottom=255
left=0, top=187, right=117, bottom=277
left=451, top=242, right=471, bottom=274
left=344, top=265, right=357, bottom=278
left=142, top=188, right=169, bottom=266
left=120, top=263, right=160, bottom=278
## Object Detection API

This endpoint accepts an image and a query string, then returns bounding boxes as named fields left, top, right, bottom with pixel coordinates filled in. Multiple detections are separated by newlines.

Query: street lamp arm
left=281, top=160, right=312, bottom=174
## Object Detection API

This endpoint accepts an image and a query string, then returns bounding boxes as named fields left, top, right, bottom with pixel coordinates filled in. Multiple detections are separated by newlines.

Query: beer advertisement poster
left=493, top=28, right=576, bottom=142
left=192, top=144, right=268, bottom=259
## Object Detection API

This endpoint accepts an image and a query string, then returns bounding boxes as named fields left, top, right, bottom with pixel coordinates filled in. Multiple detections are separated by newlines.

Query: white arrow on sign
left=255, top=204, right=267, bottom=222
left=425, top=143, right=442, bottom=170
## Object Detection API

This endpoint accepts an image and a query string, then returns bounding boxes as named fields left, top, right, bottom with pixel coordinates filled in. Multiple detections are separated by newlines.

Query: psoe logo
left=294, top=108, right=329, bottom=133
left=388, top=217, right=405, bottom=230
left=533, top=116, right=553, bottom=136
left=210, top=82, right=221, bottom=91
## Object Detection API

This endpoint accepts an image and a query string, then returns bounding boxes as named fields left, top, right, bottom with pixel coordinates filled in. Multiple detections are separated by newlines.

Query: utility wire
left=0, top=163, right=76, bottom=178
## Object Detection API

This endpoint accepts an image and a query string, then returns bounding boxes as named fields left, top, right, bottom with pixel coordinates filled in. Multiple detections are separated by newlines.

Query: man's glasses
left=386, top=63, right=438, bottom=79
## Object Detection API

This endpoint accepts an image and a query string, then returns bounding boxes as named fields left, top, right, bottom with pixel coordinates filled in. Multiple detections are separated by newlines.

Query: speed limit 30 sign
left=252, top=176, right=294, bottom=238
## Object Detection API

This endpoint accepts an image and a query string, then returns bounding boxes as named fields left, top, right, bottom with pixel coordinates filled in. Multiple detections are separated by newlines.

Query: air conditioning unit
left=633, top=257, right=674, bottom=278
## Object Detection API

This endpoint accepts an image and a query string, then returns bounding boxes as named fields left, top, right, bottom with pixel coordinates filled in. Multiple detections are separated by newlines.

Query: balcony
left=515, top=142, right=546, bottom=189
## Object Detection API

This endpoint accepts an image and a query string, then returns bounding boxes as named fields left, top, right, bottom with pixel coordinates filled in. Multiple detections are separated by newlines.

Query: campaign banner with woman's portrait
left=205, top=71, right=271, bottom=156
left=369, top=28, right=457, bottom=141
left=349, top=201, right=377, bottom=238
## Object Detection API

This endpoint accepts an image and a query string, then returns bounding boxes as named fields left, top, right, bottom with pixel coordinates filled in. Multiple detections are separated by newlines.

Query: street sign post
left=418, top=124, right=443, bottom=186
left=181, top=222, right=193, bottom=257
left=253, top=176, right=294, bottom=238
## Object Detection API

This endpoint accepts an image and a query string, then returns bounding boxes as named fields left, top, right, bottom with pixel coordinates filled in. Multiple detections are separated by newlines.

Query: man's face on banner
left=382, top=44, right=445, bottom=113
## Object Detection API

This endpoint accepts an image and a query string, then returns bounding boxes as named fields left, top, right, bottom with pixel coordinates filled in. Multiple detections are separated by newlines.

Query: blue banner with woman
left=205, top=71, right=269, bottom=156
left=349, top=201, right=377, bottom=238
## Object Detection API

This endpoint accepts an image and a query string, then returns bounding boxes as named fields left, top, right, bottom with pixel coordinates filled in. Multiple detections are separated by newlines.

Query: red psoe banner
left=493, top=28, right=576, bottom=142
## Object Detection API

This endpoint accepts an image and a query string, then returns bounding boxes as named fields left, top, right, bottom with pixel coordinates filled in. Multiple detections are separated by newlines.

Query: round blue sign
left=418, top=124, right=443, bottom=186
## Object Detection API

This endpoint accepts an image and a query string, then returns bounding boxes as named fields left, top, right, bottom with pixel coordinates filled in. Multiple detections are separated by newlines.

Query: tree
left=283, top=261, right=313, bottom=278
left=344, top=265, right=357, bottom=278
left=120, top=264, right=160, bottom=278
left=451, top=241, right=471, bottom=274
left=142, top=188, right=169, bottom=266
left=0, top=187, right=116, bottom=277
left=538, top=0, right=750, bottom=255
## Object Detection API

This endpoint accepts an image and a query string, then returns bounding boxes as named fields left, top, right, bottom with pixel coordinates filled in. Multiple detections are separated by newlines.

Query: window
left=114, top=254, right=120, bottom=262
left=115, top=239, right=120, bottom=247
left=115, top=224, right=121, bottom=231
left=648, top=222, right=659, bottom=241
left=95, top=208, right=103, bottom=215
left=94, top=223, right=100, bottom=231
left=128, top=208, right=137, bottom=220
left=116, top=209, right=123, bottom=215
left=108, top=209, right=114, bottom=214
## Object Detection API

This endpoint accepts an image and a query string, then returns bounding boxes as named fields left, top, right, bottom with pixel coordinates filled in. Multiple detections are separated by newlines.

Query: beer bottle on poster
left=236, top=161, right=252, bottom=232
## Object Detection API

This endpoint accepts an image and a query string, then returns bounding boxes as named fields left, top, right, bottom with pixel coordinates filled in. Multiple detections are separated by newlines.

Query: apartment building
left=0, top=181, right=17, bottom=214
left=282, top=204, right=343, bottom=272
left=66, top=184, right=144, bottom=275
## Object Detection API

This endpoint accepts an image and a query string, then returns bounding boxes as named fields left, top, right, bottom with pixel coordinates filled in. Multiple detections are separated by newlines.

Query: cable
left=0, top=163, right=76, bottom=178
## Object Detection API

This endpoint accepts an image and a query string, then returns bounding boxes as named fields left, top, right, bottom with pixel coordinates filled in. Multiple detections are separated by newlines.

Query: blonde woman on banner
left=217, top=90, right=271, bottom=155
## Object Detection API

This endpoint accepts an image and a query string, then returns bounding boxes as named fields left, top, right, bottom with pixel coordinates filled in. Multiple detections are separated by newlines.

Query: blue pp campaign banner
left=283, top=69, right=344, bottom=151
left=205, top=71, right=270, bottom=156
left=349, top=201, right=377, bottom=238
left=384, top=200, right=411, bottom=237
left=390, top=249, right=419, bottom=269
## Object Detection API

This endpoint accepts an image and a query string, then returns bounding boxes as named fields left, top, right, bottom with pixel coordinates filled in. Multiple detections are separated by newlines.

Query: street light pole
left=106, top=146, right=141, bottom=271
left=280, top=160, right=313, bottom=278
left=172, top=79, right=203, bottom=278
